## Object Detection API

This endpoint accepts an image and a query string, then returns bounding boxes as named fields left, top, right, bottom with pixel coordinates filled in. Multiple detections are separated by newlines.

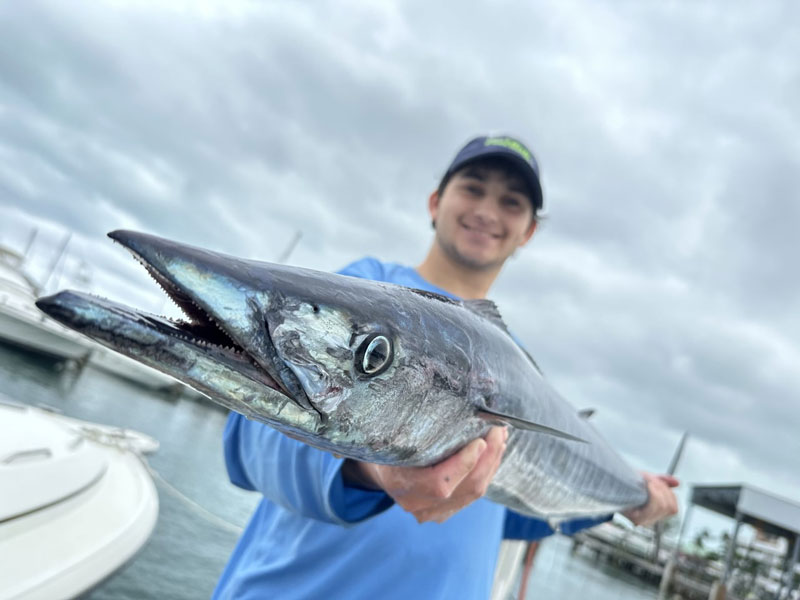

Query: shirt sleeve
left=223, top=412, right=393, bottom=525
left=336, top=256, right=386, bottom=280
left=503, top=510, right=612, bottom=540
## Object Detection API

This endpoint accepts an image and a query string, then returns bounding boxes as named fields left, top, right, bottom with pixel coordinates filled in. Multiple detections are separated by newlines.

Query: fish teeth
left=123, top=249, right=246, bottom=354
left=128, top=255, right=194, bottom=323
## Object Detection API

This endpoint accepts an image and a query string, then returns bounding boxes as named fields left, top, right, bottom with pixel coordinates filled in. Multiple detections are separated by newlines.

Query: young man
left=213, top=135, right=678, bottom=599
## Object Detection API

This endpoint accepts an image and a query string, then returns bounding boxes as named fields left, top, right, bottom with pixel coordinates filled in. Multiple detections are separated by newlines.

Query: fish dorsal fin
left=412, top=291, right=546, bottom=376
left=463, top=299, right=508, bottom=331
left=578, top=408, right=596, bottom=419
left=476, top=407, right=587, bottom=443
left=518, top=346, right=543, bottom=376
left=462, top=299, right=545, bottom=376
left=410, top=292, right=509, bottom=331
left=408, top=288, right=459, bottom=305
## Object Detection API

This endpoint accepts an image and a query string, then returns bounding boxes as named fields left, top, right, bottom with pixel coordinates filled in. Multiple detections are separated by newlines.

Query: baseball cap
left=441, top=135, right=543, bottom=211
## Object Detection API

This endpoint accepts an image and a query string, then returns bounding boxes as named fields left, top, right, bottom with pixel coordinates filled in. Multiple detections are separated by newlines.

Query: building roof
left=691, top=484, right=800, bottom=540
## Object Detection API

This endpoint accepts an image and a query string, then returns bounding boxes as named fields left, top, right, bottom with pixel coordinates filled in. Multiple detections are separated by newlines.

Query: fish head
left=58, top=231, right=484, bottom=464
left=260, top=284, right=484, bottom=464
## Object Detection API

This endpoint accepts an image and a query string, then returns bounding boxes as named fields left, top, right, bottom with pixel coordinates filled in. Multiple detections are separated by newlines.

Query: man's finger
left=621, top=471, right=680, bottom=526
left=458, top=427, right=507, bottom=498
left=427, top=437, right=487, bottom=499
left=643, top=472, right=679, bottom=488
left=658, top=474, right=680, bottom=488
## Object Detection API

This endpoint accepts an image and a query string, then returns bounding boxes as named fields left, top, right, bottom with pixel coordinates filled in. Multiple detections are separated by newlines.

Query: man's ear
left=519, top=219, right=538, bottom=247
left=428, top=190, right=440, bottom=228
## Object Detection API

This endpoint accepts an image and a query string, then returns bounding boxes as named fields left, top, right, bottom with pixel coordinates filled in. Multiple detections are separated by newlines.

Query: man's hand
left=342, top=426, right=508, bottom=524
left=622, top=472, right=679, bottom=527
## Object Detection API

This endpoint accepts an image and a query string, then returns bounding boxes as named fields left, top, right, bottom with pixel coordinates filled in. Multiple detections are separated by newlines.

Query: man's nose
left=472, top=197, right=501, bottom=223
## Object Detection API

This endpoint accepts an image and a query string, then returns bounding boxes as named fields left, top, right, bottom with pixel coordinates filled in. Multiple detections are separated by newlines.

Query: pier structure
left=661, top=483, right=800, bottom=600
left=572, top=520, right=714, bottom=599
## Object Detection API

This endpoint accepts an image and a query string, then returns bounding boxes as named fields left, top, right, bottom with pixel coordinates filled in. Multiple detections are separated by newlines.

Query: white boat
left=0, top=397, right=160, bottom=600
left=0, top=245, right=92, bottom=361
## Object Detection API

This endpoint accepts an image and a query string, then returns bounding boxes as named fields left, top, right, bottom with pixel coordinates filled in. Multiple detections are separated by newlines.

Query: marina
left=0, top=235, right=797, bottom=599
left=0, top=340, right=253, bottom=600
left=1, top=0, right=798, bottom=597
left=0, top=337, right=659, bottom=600
left=569, top=508, right=800, bottom=600
left=2, top=330, right=798, bottom=600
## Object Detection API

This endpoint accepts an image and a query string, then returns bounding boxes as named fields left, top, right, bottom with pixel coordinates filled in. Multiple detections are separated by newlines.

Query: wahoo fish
left=36, top=230, right=648, bottom=519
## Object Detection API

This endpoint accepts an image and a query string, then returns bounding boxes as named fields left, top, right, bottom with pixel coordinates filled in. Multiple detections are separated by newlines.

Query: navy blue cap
left=442, top=135, right=543, bottom=210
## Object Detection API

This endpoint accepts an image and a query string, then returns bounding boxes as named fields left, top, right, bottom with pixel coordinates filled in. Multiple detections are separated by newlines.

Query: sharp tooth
left=125, top=253, right=250, bottom=353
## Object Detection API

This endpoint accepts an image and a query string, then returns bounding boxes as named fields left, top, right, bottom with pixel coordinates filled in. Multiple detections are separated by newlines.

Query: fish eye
left=356, top=334, right=393, bottom=376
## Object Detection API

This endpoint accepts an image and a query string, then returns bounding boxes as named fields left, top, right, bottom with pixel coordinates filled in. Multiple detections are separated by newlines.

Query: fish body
left=36, top=230, right=647, bottom=519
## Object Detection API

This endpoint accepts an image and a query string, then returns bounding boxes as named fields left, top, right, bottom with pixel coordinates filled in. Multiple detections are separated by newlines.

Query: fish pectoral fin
left=475, top=408, right=588, bottom=443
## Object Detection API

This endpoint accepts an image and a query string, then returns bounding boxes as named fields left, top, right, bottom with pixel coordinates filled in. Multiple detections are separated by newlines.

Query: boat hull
left=0, top=401, right=160, bottom=600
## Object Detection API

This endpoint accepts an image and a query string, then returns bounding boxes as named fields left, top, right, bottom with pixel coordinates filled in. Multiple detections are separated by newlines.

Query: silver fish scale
left=488, top=424, right=648, bottom=518
left=461, top=308, right=648, bottom=518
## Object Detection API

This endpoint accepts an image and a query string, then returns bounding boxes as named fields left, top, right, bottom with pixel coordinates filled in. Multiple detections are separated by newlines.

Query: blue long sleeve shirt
left=212, top=258, right=609, bottom=600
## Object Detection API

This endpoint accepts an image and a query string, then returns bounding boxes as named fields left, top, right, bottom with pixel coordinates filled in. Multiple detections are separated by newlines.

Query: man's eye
left=466, top=185, right=482, bottom=196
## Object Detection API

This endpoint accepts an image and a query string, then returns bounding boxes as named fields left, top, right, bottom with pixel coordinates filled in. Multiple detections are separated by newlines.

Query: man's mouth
left=460, top=221, right=502, bottom=239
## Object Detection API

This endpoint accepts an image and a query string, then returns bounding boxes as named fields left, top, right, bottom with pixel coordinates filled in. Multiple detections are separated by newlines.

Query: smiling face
left=430, top=160, right=538, bottom=272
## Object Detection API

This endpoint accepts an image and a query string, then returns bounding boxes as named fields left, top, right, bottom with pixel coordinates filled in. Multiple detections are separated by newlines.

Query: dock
left=571, top=525, right=716, bottom=599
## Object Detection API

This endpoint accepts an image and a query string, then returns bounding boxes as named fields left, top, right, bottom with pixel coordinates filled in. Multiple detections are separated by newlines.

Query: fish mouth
left=108, top=230, right=316, bottom=413
left=35, top=288, right=283, bottom=391
left=39, top=230, right=316, bottom=415
left=107, top=234, right=251, bottom=358
left=36, top=288, right=325, bottom=436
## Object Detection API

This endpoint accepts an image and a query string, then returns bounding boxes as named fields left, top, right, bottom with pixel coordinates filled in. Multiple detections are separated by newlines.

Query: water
left=0, top=342, right=258, bottom=599
left=510, top=536, right=659, bottom=599
left=0, top=341, right=658, bottom=600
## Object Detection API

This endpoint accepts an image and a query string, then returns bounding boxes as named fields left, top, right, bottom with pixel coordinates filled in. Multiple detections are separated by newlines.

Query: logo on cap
left=484, top=137, right=533, bottom=163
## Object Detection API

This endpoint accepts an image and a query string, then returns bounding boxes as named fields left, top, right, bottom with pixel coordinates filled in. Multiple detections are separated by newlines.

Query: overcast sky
left=1, top=0, right=798, bottom=538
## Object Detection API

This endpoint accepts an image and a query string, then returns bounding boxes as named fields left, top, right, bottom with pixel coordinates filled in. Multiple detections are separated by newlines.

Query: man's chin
left=437, top=238, right=509, bottom=272
left=452, top=249, right=506, bottom=272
